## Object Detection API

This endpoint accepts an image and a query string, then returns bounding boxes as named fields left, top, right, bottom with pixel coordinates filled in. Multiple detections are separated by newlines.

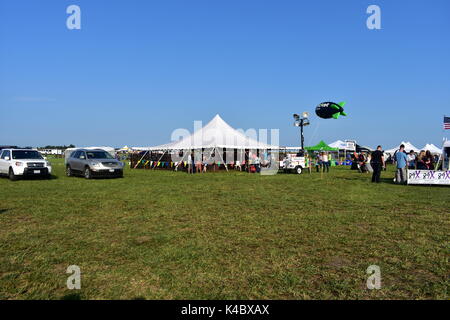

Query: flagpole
left=439, top=115, right=447, bottom=170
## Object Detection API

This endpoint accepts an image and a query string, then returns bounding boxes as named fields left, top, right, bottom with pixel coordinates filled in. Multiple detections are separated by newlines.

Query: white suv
left=0, top=149, right=52, bottom=181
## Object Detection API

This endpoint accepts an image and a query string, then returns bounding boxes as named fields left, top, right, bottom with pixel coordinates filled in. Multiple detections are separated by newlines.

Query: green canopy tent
left=305, top=140, right=339, bottom=167
left=305, top=140, right=339, bottom=151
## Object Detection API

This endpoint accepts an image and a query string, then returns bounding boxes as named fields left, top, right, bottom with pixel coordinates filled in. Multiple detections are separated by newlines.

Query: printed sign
left=345, top=141, right=356, bottom=151
left=407, top=170, right=450, bottom=185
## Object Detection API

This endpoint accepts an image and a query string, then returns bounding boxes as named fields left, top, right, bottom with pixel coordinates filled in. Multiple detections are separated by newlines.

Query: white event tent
left=421, top=143, right=442, bottom=154
left=328, top=140, right=346, bottom=149
left=329, top=140, right=356, bottom=151
left=385, top=141, right=420, bottom=155
left=133, top=114, right=278, bottom=170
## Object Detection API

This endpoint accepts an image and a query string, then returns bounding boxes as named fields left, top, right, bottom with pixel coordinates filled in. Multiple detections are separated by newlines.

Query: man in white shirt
left=407, top=150, right=416, bottom=169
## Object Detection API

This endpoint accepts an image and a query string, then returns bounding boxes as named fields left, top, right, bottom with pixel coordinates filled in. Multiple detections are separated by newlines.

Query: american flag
left=445, top=116, right=450, bottom=130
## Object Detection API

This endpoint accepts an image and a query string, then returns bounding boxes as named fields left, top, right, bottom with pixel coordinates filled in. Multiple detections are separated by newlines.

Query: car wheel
left=295, top=166, right=302, bottom=174
left=9, top=168, right=18, bottom=181
left=84, top=167, right=92, bottom=179
left=66, top=165, right=73, bottom=177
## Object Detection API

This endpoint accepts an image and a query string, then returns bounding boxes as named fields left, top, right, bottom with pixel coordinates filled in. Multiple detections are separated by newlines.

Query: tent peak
left=146, top=114, right=277, bottom=150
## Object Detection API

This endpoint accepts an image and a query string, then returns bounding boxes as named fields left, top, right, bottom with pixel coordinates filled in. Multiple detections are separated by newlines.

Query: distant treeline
left=39, top=144, right=76, bottom=149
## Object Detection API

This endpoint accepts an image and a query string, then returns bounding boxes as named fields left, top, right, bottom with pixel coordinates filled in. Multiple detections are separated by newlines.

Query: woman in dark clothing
left=358, top=153, right=367, bottom=173
left=416, top=150, right=427, bottom=170
left=424, top=150, right=435, bottom=170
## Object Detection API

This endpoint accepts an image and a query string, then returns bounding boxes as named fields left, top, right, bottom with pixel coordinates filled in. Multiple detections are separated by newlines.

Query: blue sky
left=1, top=0, right=449, bottom=149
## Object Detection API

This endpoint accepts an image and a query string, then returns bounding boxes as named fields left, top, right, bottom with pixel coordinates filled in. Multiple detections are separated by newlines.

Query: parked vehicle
left=279, top=152, right=306, bottom=174
left=65, top=149, right=124, bottom=179
left=0, top=149, right=52, bottom=180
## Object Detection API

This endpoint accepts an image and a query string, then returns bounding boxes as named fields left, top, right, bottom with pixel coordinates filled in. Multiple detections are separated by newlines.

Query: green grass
left=0, top=159, right=448, bottom=299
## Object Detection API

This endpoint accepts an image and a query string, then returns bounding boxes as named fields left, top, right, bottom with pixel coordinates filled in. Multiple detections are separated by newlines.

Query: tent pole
left=217, top=147, right=228, bottom=172
left=152, top=150, right=167, bottom=170
left=134, top=150, right=148, bottom=169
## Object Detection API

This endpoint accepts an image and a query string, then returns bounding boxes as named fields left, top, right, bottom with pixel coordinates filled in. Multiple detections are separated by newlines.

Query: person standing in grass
left=254, top=154, right=261, bottom=173
left=305, top=153, right=312, bottom=173
left=395, top=144, right=408, bottom=184
left=370, top=145, right=384, bottom=183
left=365, top=152, right=373, bottom=173
left=188, top=152, right=194, bottom=174
left=202, top=155, right=208, bottom=172
left=316, top=152, right=323, bottom=172
left=407, top=150, right=416, bottom=169
left=195, top=152, right=202, bottom=173
left=322, top=152, right=329, bottom=172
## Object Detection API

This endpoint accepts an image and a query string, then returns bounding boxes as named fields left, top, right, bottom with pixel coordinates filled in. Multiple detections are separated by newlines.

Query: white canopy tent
left=329, top=140, right=346, bottom=149
left=329, top=140, right=356, bottom=151
left=385, top=141, right=420, bottom=155
left=133, top=114, right=278, bottom=171
left=421, top=143, right=442, bottom=154
left=118, top=145, right=131, bottom=152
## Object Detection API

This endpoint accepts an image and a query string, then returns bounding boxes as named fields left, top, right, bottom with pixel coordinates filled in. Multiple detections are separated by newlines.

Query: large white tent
left=131, top=114, right=278, bottom=171
left=385, top=141, right=420, bottom=155
left=421, top=143, right=442, bottom=154
left=145, top=114, right=277, bottom=150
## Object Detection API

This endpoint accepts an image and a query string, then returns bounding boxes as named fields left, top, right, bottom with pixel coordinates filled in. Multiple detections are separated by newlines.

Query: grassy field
left=0, top=158, right=448, bottom=300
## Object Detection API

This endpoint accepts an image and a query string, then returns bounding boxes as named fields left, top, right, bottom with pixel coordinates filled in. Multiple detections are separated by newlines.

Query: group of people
left=370, top=144, right=439, bottom=184
left=187, top=153, right=214, bottom=173
left=186, top=153, right=263, bottom=174
left=314, top=152, right=331, bottom=173
left=405, top=150, right=437, bottom=170
left=352, top=151, right=376, bottom=173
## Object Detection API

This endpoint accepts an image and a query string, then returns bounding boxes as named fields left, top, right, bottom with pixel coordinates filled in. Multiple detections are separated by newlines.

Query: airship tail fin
left=332, top=113, right=340, bottom=119
left=338, top=102, right=347, bottom=116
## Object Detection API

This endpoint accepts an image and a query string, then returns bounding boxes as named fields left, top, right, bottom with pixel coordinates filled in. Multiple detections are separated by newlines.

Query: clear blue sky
left=1, top=0, right=449, bottom=149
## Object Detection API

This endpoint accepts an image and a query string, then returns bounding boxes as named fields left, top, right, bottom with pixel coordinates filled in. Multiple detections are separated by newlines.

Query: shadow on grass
left=27, top=175, right=59, bottom=181
left=379, top=177, right=396, bottom=184
left=5, top=175, right=59, bottom=181
left=61, top=293, right=82, bottom=300
left=0, top=209, right=8, bottom=214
